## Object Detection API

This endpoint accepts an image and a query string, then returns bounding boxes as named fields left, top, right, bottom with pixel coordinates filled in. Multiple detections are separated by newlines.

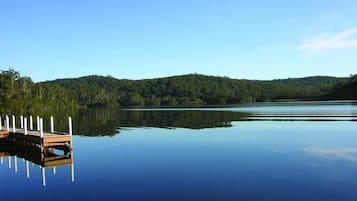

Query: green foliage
left=1, top=68, right=352, bottom=112
left=322, top=74, right=357, bottom=100
left=351, top=74, right=357, bottom=82
left=47, top=73, right=347, bottom=107
left=0, top=68, right=78, bottom=114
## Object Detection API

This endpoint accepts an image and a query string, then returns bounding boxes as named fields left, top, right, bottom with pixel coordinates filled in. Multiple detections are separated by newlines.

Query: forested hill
left=322, top=75, right=357, bottom=100
left=44, top=73, right=348, bottom=107
left=1, top=68, right=353, bottom=112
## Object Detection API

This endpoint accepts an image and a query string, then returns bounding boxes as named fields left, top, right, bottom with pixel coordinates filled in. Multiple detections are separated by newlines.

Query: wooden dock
left=7, top=130, right=72, bottom=151
left=0, top=115, right=73, bottom=152
left=0, top=114, right=74, bottom=186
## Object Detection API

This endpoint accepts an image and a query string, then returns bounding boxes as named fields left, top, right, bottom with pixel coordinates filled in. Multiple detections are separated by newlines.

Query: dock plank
left=0, top=130, right=10, bottom=138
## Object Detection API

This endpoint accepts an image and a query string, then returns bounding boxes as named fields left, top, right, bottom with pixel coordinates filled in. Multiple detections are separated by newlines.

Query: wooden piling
left=12, top=115, right=16, bottom=133
left=20, top=115, right=23, bottom=129
left=68, top=116, right=72, bottom=136
left=30, top=116, right=33, bottom=130
left=37, top=116, right=40, bottom=131
left=50, top=116, right=54, bottom=133
left=6, top=115, right=9, bottom=131
left=24, top=117, right=28, bottom=135
left=40, top=118, right=44, bottom=138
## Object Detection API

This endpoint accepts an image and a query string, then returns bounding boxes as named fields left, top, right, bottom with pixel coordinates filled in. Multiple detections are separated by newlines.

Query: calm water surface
left=1, top=101, right=357, bottom=201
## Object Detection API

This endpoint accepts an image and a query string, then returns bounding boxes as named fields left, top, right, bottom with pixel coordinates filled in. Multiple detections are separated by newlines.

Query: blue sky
left=1, top=0, right=357, bottom=82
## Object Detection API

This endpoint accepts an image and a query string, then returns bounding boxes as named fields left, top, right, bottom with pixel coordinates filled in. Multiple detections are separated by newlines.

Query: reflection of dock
left=0, top=141, right=72, bottom=167
left=0, top=115, right=75, bottom=186
left=0, top=141, right=75, bottom=186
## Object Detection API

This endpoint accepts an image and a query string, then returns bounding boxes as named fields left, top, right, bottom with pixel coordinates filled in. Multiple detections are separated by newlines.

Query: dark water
left=1, top=101, right=357, bottom=201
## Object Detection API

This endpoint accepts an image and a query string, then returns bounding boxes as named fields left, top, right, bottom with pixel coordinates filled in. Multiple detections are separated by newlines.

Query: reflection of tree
left=45, top=109, right=249, bottom=137
left=118, top=110, right=247, bottom=129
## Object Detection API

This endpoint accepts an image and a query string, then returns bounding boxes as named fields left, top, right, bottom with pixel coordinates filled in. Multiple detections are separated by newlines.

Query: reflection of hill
left=68, top=109, right=248, bottom=137
left=118, top=110, right=247, bottom=129
left=37, top=108, right=248, bottom=137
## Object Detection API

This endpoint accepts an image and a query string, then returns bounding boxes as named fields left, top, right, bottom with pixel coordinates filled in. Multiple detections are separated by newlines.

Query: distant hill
left=2, top=67, right=354, bottom=115
left=322, top=76, right=357, bottom=100
left=1, top=68, right=352, bottom=113
left=43, top=74, right=348, bottom=107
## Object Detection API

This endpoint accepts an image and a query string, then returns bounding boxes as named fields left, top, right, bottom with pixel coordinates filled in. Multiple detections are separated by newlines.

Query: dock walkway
left=0, top=115, right=73, bottom=152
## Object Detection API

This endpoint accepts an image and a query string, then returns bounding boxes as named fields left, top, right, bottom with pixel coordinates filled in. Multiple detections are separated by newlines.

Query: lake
left=1, top=101, right=357, bottom=201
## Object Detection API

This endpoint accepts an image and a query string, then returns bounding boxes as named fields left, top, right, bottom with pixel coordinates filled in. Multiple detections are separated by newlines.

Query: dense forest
left=1, top=68, right=356, bottom=113
left=322, top=74, right=357, bottom=100
left=47, top=73, right=349, bottom=107
left=0, top=69, right=77, bottom=114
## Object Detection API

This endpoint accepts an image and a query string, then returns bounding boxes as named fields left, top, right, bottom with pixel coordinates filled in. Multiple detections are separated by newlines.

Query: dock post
left=6, top=115, right=9, bottom=131
left=24, top=117, right=28, bottom=135
left=37, top=116, right=40, bottom=131
left=30, top=115, right=33, bottom=130
left=0, top=116, right=2, bottom=130
left=40, top=118, right=44, bottom=138
left=53, top=167, right=56, bottom=175
left=50, top=116, right=54, bottom=133
left=12, top=115, right=16, bottom=133
left=20, top=115, right=23, bottom=129
left=1, top=157, right=3, bottom=164
left=68, top=116, right=72, bottom=136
